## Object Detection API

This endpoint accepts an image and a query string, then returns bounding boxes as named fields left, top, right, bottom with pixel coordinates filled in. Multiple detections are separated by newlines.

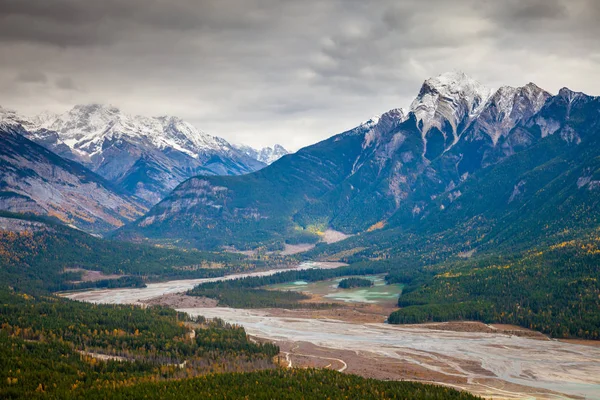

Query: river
left=63, top=262, right=600, bottom=400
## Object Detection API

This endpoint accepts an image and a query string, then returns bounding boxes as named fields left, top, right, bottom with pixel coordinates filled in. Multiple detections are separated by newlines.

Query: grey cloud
left=0, top=0, right=599, bottom=150
left=480, top=0, right=600, bottom=57
left=0, top=0, right=205, bottom=30
left=55, top=77, right=78, bottom=91
left=483, top=0, right=598, bottom=33
left=0, top=17, right=116, bottom=46
left=0, top=1, right=131, bottom=24
left=16, top=70, right=47, bottom=83
left=0, top=0, right=286, bottom=47
left=496, top=0, right=568, bottom=21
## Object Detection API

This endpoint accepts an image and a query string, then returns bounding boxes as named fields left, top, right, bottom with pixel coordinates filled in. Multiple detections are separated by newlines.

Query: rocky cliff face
left=0, top=125, right=146, bottom=233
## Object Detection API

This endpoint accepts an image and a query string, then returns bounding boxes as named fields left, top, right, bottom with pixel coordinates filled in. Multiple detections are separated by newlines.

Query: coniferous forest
left=338, top=277, right=374, bottom=289
left=0, top=212, right=295, bottom=293
left=80, top=369, right=479, bottom=400
left=0, top=288, right=478, bottom=399
left=388, top=238, right=600, bottom=339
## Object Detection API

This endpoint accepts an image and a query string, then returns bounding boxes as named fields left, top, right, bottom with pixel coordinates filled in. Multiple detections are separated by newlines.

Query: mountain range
left=2, top=71, right=600, bottom=346
left=119, top=72, right=600, bottom=253
left=0, top=105, right=287, bottom=205
left=1, top=72, right=598, bottom=250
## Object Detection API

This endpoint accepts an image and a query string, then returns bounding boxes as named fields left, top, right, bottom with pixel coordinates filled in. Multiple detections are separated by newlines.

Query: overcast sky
left=1, top=0, right=599, bottom=150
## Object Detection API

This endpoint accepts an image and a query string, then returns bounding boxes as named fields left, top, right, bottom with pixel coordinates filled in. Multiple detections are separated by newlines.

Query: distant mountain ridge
left=0, top=104, right=266, bottom=204
left=119, top=72, right=600, bottom=251
left=234, top=144, right=289, bottom=164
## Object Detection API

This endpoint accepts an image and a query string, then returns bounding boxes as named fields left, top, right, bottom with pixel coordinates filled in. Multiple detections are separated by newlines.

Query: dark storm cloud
left=0, top=0, right=286, bottom=47
left=0, top=1, right=131, bottom=46
left=0, top=0, right=598, bottom=150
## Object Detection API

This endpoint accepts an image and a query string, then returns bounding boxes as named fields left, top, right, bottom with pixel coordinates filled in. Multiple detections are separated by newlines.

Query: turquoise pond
left=264, top=275, right=403, bottom=305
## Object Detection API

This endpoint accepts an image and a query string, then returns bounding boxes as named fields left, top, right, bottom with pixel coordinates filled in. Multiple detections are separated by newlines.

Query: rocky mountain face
left=410, top=71, right=493, bottom=159
left=348, top=85, right=600, bottom=261
left=118, top=72, right=600, bottom=250
left=234, top=144, right=289, bottom=164
left=1, top=105, right=266, bottom=205
left=0, top=124, right=146, bottom=233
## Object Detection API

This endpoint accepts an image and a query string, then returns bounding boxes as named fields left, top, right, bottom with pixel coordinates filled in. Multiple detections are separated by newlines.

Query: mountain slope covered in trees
left=387, top=236, right=600, bottom=339
left=0, top=211, right=287, bottom=293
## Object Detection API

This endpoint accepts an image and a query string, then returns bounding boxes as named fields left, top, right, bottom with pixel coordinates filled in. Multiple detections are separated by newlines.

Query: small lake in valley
left=265, top=275, right=404, bottom=305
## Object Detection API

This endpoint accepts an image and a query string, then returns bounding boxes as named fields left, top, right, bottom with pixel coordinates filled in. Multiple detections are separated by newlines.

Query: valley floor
left=64, top=265, right=600, bottom=400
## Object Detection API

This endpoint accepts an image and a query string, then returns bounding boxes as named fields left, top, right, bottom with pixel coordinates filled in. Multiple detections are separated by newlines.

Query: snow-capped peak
left=234, top=143, right=289, bottom=164
left=350, top=108, right=407, bottom=140
left=360, top=114, right=382, bottom=127
left=419, top=71, right=491, bottom=100
left=29, top=110, right=58, bottom=127
left=410, top=71, right=494, bottom=141
left=29, top=104, right=234, bottom=159
left=0, top=105, right=17, bottom=123
left=490, top=83, right=549, bottom=115
left=361, top=108, right=408, bottom=149
left=0, top=106, right=34, bottom=130
left=379, top=108, right=408, bottom=126
left=471, top=82, right=551, bottom=145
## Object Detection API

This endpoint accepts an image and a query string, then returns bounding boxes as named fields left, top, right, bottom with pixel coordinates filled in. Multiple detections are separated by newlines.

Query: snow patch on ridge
left=362, top=108, right=407, bottom=149
left=473, top=83, right=551, bottom=146
left=410, top=71, right=494, bottom=143
left=234, top=144, right=289, bottom=164
left=32, top=104, right=233, bottom=159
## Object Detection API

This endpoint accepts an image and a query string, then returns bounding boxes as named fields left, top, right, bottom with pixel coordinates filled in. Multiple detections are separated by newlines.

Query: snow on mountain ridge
left=362, top=108, right=408, bottom=150
left=473, top=82, right=551, bottom=145
left=263, top=144, right=289, bottom=164
left=410, top=72, right=494, bottom=142
left=0, top=106, right=36, bottom=130
left=32, top=104, right=233, bottom=159
left=234, top=143, right=289, bottom=164
left=0, top=73, right=558, bottom=174
left=0, top=104, right=267, bottom=205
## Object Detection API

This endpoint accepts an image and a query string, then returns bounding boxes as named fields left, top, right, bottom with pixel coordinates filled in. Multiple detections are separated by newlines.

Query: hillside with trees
left=0, top=212, right=294, bottom=293
left=338, top=277, right=373, bottom=289
left=388, top=238, right=600, bottom=339
left=0, top=288, right=479, bottom=399
left=81, top=369, right=480, bottom=400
